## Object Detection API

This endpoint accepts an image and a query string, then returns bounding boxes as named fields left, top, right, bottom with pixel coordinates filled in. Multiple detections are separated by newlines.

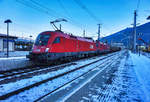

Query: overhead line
left=26, top=0, right=84, bottom=31
left=57, top=0, right=72, bottom=18
left=56, top=0, right=90, bottom=33
left=136, top=0, right=141, bottom=11
left=30, top=0, right=82, bottom=27
left=16, top=0, right=55, bottom=18
left=16, top=0, right=95, bottom=37
left=73, top=0, right=104, bottom=37
left=30, top=0, right=62, bottom=18
left=73, top=0, right=101, bottom=23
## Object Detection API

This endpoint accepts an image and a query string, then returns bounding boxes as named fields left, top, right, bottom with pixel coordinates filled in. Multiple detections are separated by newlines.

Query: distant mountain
left=101, top=22, right=150, bottom=46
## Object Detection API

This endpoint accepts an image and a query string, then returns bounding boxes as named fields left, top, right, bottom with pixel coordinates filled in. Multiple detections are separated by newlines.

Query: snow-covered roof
left=15, top=38, right=34, bottom=44
left=0, top=33, right=17, bottom=39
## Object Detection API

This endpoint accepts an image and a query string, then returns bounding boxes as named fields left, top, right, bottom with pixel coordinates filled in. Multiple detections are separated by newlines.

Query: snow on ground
left=0, top=52, right=121, bottom=102
left=0, top=56, right=26, bottom=60
left=0, top=53, right=115, bottom=96
left=141, top=51, right=150, bottom=59
left=130, top=51, right=150, bottom=102
left=85, top=50, right=150, bottom=102
left=0, top=51, right=29, bottom=58
left=2, top=50, right=150, bottom=102
left=103, top=51, right=144, bottom=102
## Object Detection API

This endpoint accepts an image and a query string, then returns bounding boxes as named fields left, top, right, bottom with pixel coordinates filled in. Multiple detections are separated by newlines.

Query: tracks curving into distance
left=0, top=51, right=122, bottom=101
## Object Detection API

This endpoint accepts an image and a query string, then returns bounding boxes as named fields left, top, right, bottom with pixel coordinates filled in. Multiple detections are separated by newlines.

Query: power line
left=57, top=0, right=72, bottom=18
left=16, top=0, right=64, bottom=19
left=22, top=0, right=82, bottom=27
left=16, top=1, right=73, bottom=25
left=73, top=0, right=101, bottom=23
left=136, top=0, right=140, bottom=11
left=73, top=0, right=103, bottom=37
left=30, top=0, right=83, bottom=28
left=30, top=0, right=62, bottom=18
left=16, top=0, right=97, bottom=37
left=56, top=0, right=89, bottom=33
left=16, top=0, right=54, bottom=18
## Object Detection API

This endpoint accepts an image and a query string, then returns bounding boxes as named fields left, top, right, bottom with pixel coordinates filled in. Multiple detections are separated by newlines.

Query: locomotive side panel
left=65, top=38, right=77, bottom=52
left=50, top=37, right=65, bottom=53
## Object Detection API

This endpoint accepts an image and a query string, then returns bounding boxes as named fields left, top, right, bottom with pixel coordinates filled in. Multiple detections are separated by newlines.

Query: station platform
left=0, top=56, right=32, bottom=71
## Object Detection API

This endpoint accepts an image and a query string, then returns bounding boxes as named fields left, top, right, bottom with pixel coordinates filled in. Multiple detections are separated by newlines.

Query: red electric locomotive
left=27, top=30, right=110, bottom=61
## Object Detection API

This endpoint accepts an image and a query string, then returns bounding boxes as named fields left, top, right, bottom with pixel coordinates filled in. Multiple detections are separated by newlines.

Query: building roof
left=15, top=38, right=34, bottom=44
left=0, top=33, right=18, bottom=39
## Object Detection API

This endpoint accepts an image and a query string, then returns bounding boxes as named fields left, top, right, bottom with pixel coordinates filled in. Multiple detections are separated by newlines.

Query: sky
left=0, top=0, right=150, bottom=40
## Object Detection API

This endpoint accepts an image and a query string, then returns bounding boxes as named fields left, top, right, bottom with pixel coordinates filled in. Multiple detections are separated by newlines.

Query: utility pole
left=83, top=30, right=85, bottom=37
left=133, top=10, right=137, bottom=52
left=4, top=19, right=12, bottom=58
left=97, top=24, right=101, bottom=42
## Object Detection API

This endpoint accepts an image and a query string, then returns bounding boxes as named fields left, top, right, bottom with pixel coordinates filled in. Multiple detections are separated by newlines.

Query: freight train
left=27, top=30, right=120, bottom=62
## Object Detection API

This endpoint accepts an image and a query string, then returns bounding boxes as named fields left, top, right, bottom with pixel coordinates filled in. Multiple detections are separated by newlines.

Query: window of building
left=3, top=40, right=7, bottom=48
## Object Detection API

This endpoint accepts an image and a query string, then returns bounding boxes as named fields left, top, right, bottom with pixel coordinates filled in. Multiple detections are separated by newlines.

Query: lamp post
left=4, top=19, right=12, bottom=58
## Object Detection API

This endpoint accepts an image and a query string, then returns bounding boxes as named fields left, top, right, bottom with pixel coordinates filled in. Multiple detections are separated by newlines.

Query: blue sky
left=0, top=0, right=150, bottom=40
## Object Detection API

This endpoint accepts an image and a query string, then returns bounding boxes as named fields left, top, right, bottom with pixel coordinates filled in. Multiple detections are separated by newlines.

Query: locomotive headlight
left=45, top=48, right=49, bottom=52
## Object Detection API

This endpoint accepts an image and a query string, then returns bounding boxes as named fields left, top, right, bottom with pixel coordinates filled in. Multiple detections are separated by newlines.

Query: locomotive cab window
left=53, top=37, right=60, bottom=44
left=35, top=34, right=51, bottom=46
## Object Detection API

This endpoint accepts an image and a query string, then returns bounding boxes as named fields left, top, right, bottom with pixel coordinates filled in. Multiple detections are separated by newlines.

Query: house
left=0, top=33, right=17, bottom=52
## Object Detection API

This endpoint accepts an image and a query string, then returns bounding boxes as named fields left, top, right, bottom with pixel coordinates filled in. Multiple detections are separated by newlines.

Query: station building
left=0, top=33, right=17, bottom=52
left=15, top=38, right=34, bottom=51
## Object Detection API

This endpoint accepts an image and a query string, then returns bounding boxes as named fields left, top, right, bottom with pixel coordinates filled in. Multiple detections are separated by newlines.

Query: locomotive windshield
left=35, top=34, right=51, bottom=46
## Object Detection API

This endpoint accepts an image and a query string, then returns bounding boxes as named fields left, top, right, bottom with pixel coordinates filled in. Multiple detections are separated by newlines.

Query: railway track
left=0, top=51, right=123, bottom=101
left=36, top=52, right=124, bottom=102
left=0, top=54, right=107, bottom=79
left=0, top=52, right=117, bottom=79
left=0, top=52, right=117, bottom=84
left=0, top=62, right=76, bottom=84
left=0, top=61, right=72, bottom=79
